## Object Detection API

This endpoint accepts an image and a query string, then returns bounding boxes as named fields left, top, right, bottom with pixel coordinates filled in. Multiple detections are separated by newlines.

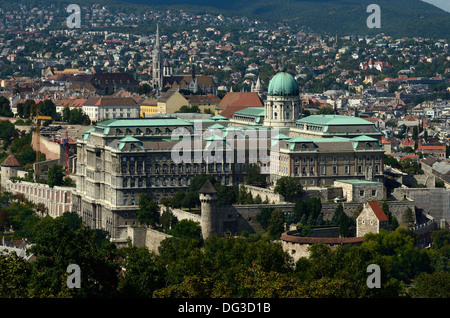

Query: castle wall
left=244, top=184, right=286, bottom=204
left=4, top=180, right=73, bottom=217
left=31, top=133, right=63, bottom=161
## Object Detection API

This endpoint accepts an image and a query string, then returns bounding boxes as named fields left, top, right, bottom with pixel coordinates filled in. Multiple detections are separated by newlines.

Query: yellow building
left=156, top=89, right=189, bottom=114
left=140, top=97, right=158, bottom=117
left=184, top=94, right=221, bottom=114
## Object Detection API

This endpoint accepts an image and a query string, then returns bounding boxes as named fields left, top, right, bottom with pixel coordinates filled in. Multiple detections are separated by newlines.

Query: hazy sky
left=421, top=0, right=450, bottom=13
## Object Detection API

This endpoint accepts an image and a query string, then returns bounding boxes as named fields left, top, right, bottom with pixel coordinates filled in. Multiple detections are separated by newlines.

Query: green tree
left=189, top=174, right=216, bottom=192
left=137, top=194, right=160, bottom=227
left=0, top=96, right=13, bottom=117
left=268, top=208, right=285, bottom=238
left=47, top=164, right=65, bottom=188
left=171, top=191, right=186, bottom=208
left=431, top=228, right=450, bottom=250
left=181, top=191, right=199, bottom=212
left=28, top=213, right=120, bottom=297
left=403, top=207, right=415, bottom=226
left=62, top=106, right=71, bottom=123
left=0, top=252, right=33, bottom=297
left=245, top=164, right=267, bottom=187
left=117, top=244, right=166, bottom=297
left=274, top=176, right=302, bottom=201
left=160, top=206, right=178, bottom=231
left=409, top=271, right=450, bottom=298
left=170, top=219, right=202, bottom=240
left=257, top=207, right=274, bottom=230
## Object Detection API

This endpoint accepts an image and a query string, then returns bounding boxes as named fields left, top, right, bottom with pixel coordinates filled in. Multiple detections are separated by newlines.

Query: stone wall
left=31, top=133, right=63, bottom=161
left=163, top=206, right=201, bottom=224
left=127, top=226, right=172, bottom=254
left=391, top=187, right=449, bottom=224
left=243, top=185, right=286, bottom=203
left=4, top=180, right=73, bottom=217
left=301, top=187, right=343, bottom=202
left=400, top=174, right=435, bottom=188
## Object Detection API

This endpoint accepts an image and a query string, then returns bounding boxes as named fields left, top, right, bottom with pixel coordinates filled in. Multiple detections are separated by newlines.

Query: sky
left=421, top=0, right=450, bottom=13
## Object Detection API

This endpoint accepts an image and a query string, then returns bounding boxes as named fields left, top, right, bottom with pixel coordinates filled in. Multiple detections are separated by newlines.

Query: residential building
left=418, top=144, right=446, bottom=159
left=82, top=97, right=140, bottom=121
left=156, top=89, right=189, bottom=114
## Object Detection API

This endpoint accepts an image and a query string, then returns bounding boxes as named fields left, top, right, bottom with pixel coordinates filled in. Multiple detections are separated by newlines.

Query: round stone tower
left=1, top=154, right=23, bottom=189
left=199, top=180, right=218, bottom=240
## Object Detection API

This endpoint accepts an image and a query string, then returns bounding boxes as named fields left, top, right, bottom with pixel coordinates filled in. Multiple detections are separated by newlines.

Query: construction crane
left=31, top=108, right=52, bottom=181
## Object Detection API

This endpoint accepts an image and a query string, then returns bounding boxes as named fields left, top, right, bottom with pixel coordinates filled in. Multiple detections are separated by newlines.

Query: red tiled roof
left=83, top=97, right=138, bottom=107
left=1, top=154, right=22, bottom=167
left=418, top=144, right=446, bottom=150
left=368, top=201, right=388, bottom=222
left=216, top=92, right=263, bottom=118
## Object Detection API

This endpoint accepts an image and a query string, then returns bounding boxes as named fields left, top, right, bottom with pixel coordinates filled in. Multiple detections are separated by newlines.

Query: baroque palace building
left=72, top=67, right=385, bottom=243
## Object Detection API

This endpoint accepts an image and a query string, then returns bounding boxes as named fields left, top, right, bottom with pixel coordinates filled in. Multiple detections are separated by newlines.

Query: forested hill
left=118, top=0, right=450, bottom=38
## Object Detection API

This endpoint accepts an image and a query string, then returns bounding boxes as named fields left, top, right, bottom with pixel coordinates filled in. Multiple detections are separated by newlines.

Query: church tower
left=263, top=67, right=301, bottom=128
left=163, top=58, right=172, bottom=77
left=251, top=75, right=264, bottom=99
left=152, top=24, right=163, bottom=93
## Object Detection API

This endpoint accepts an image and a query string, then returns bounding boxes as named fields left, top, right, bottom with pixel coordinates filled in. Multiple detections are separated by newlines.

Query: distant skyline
left=422, top=0, right=450, bottom=13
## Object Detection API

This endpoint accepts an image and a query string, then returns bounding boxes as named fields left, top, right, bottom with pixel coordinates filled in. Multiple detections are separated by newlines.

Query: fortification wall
left=32, top=133, right=63, bottom=161
left=5, top=180, right=72, bottom=217
left=163, top=206, right=201, bottom=224
left=400, top=174, right=435, bottom=188
left=127, top=226, right=172, bottom=254
left=391, top=188, right=450, bottom=223
left=243, top=185, right=286, bottom=203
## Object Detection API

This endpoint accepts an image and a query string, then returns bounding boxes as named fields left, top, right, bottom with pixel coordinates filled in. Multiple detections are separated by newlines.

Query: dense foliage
left=1, top=201, right=449, bottom=298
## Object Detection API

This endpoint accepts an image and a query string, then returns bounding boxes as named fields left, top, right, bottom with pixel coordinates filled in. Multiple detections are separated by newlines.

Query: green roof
left=208, top=123, right=225, bottom=129
left=210, top=114, right=228, bottom=121
left=234, top=107, right=265, bottom=117
left=296, top=115, right=375, bottom=126
left=287, top=136, right=313, bottom=143
left=351, top=135, right=378, bottom=142
left=97, top=118, right=192, bottom=127
left=268, top=68, right=299, bottom=96
left=271, top=133, right=291, bottom=140
left=119, top=136, right=141, bottom=143
left=82, top=127, right=95, bottom=140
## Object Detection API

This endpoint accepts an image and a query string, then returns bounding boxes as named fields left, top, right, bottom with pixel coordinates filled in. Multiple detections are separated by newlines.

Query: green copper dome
left=268, top=67, right=299, bottom=96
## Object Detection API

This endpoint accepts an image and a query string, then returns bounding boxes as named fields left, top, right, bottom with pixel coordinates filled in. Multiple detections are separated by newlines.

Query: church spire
left=152, top=23, right=163, bottom=96
left=156, top=23, right=160, bottom=48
